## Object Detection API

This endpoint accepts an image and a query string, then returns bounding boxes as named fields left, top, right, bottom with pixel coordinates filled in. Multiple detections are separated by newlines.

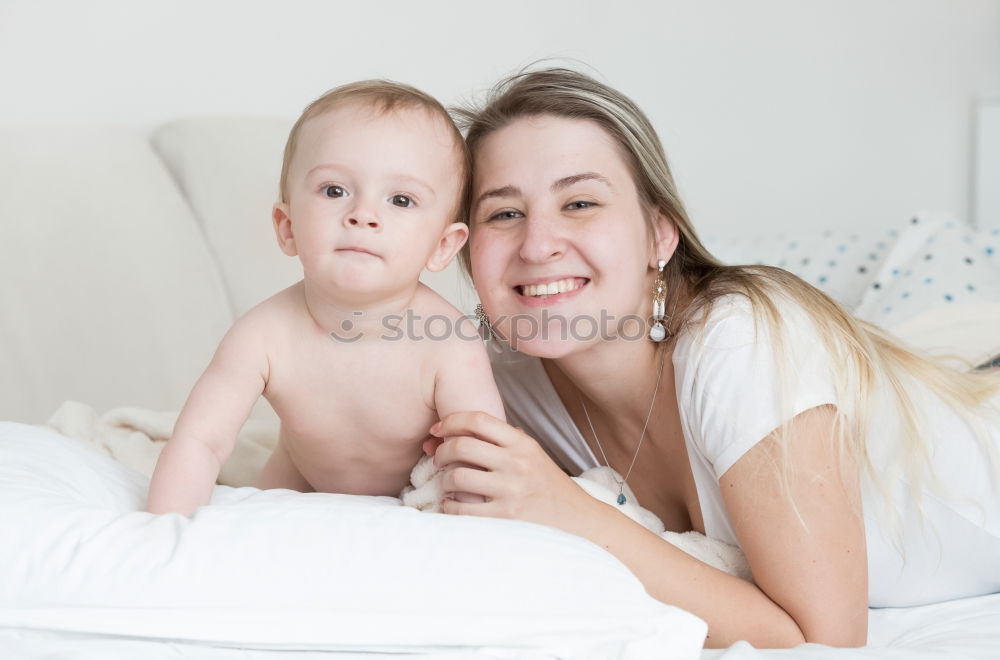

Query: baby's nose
left=346, top=215, right=380, bottom=229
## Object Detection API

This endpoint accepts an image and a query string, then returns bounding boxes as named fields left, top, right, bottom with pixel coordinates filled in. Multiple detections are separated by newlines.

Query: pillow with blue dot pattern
left=853, top=217, right=1000, bottom=327
left=703, top=227, right=900, bottom=310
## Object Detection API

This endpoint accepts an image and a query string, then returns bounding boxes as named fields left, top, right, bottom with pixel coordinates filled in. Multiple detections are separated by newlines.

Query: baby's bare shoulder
left=410, top=283, right=485, bottom=359
left=410, top=287, right=504, bottom=420
left=223, top=283, right=320, bottom=390
left=218, top=282, right=309, bottom=362
left=234, top=282, right=306, bottom=330
left=411, top=283, right=474, bottom=323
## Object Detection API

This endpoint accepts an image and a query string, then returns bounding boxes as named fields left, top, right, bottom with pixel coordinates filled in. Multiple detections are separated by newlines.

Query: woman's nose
left=518, top=216, right=565, bottom=263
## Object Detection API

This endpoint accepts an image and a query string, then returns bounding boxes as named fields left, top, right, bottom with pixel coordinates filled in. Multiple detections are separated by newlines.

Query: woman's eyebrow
left=474, top=185, right=520, bottom=208
left=551, top=172, right=612, bottom=191
left=474, top=172, right=612, bottom=209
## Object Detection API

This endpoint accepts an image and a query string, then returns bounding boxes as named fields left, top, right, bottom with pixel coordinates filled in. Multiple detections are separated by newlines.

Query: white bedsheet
left=707, top=593, right=1000, bottom=659
left=2, top=592, right=999, bottom=660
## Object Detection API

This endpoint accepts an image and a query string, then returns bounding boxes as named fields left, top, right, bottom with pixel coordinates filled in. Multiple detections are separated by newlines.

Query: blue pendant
left=617, top=493, right=627, bottom=505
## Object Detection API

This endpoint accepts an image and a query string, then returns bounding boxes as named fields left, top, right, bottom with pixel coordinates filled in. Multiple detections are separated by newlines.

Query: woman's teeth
left=520, top=278, right=584, bottom=298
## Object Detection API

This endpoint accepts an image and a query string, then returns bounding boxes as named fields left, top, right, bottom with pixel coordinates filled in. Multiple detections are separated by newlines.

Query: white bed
left=2, top=422, right=1000, bottom=660
left=3, top=421, right=1000, bottom=660
left=1, top=110, right=998, bottom=658
left=4, top=594, right=999, bottom=659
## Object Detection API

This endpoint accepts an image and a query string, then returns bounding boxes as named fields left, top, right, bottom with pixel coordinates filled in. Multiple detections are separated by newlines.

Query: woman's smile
left=514, top=276, right=590, bottom=305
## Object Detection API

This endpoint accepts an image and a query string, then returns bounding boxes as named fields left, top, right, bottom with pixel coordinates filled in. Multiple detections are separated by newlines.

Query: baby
left=146, top=81, right=504, bottom=516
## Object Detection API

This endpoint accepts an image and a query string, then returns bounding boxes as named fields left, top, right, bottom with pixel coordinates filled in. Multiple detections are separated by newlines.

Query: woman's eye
left=323, top=185, right=346, bottom=198
left=565, top=200, right=595, bottom=211
left=486, top=209, right=523, bottom=222
left=390, top=194, right=414, bottom=208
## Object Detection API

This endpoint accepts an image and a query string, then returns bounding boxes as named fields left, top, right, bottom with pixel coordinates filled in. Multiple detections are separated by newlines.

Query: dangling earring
left=475, top=303, right=504, bottom=353
left=649, top=259, right=670, bottom=342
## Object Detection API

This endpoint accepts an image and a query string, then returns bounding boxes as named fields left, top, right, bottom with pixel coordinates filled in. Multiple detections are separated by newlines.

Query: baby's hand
left=422, top=435, right=443, bottom=457
left=401, top=448, right=485, bottom=511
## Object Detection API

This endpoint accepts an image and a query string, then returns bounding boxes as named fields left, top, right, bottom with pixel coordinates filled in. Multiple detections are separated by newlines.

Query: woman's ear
left=648, top=209, right=680, bottom=269
left=425, top=222, right=470, bottom=272
left=273, top=203, right=298, bottom=257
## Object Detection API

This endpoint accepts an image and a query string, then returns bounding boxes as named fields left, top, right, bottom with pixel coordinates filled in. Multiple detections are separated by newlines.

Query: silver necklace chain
left=579, top=347, right=667, bottom=505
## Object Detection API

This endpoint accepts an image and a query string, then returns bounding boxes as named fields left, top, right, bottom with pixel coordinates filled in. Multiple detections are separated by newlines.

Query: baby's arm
left=432, top=319, right=506, bottom=424
left=429, top=323, right=506, bottom=503
left=146, top=317, right=268, bottom=516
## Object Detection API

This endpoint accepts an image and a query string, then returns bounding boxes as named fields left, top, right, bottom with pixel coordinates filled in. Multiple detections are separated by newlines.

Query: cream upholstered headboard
left=975, top=98, right=1000, bottom=232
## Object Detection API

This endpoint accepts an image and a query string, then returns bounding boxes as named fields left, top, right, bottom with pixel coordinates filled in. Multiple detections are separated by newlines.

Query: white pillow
left=854, top=218, right=1000, bottom=331
left=0, top=423, right=706, bottom=657
left=0, top=123, right=233, bottom=423
left=150, top=117, right=301, bottom=320
left=703, top=225, right=899, bottom=309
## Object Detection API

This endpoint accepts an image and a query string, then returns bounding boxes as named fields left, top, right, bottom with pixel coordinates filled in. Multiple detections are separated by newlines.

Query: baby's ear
left=424, top=222, right=469, bottom=273
left=272, top=203, right=298, bottom=257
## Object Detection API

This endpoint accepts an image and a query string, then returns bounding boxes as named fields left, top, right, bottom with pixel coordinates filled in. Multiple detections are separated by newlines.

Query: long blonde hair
left=454, top=66, right=1000, bottom=530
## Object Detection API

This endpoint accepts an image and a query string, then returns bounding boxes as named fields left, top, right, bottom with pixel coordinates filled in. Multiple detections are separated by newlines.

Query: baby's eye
left=390, top=194, right=414, bottom=208
left=323, top=185, right=346, bottom=198
left=487, top=209, right=523, bottom=222
left=565, top=200, right=596, bottom=211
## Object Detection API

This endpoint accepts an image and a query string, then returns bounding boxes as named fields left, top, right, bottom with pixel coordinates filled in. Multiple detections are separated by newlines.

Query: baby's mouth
left=335, top=247, right=380, bottom=258
left=514, top=277, right=589, bottom=299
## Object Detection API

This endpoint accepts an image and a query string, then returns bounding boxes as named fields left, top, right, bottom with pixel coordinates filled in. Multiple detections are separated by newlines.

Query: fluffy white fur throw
left=43, top=400, right=277, bottom=488
left=402, top=455, right=752, bottom=581
left=45, top=400, right=751, bottom=581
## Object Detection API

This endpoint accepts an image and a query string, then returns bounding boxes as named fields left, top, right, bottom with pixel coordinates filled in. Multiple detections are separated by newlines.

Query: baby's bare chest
left=264, top=333, right=438, bottom=455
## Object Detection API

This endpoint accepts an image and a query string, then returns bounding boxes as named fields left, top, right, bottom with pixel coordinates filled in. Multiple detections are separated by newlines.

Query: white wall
left=1, top=0, right=998, bottom=234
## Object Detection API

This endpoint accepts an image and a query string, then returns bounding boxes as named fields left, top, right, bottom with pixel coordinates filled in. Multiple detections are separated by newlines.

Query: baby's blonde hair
left=278, top=79, right=470, bottom=222
left=456, top=66, right=1000, bottom=541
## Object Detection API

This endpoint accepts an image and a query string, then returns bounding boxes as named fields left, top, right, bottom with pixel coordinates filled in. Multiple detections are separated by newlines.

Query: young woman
left=424, top=68, right=1000, bottom=649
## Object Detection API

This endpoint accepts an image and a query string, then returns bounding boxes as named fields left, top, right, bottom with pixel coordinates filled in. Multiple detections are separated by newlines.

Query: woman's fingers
left=439, top=497, right=495, bottom=517
left=440, top=465, right=499, bottom=499
left=433, top=434, right=505, bottom=470
left=426, top=413, right=593, bottom=529
left=429, top=411, right=513, bottom=447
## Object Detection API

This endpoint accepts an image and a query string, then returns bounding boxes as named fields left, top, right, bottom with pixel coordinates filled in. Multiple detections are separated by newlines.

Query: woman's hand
left=425, top=412, right=597, bottom=532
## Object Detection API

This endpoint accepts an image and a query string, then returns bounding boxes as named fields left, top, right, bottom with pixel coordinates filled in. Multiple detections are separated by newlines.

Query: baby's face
left=280, top=103, right=464, bottom=302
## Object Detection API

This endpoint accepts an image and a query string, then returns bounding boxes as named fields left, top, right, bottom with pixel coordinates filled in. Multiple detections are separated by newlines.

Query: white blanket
left=44, top=399, right=277, bottom=487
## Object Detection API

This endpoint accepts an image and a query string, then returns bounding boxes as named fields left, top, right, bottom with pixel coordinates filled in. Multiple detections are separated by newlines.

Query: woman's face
left=469, top=115, right=659, bottom=358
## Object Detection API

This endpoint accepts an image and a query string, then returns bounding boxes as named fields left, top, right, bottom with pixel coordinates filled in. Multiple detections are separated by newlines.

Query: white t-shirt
left=490, top=294, right=1000, bottom=607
